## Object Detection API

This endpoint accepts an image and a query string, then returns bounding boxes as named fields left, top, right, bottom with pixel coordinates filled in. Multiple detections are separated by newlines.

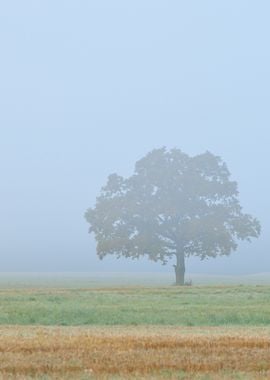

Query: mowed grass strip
left=0, top=326, right=269, bottom=379
left=0, top=286, right=270, bottom=325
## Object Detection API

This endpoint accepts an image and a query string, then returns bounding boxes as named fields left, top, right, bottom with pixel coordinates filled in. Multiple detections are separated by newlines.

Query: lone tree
left=85, top=148, right=261, bottom=285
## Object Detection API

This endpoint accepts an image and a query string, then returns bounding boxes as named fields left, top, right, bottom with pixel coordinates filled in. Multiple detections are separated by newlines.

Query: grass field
left=1, top=285, right=270, bottom=326
left=1, top=274, right=270, bottom=379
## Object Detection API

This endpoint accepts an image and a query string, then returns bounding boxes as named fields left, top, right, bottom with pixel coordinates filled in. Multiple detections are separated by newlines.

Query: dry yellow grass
left=0, top=326, right=269, bottom=379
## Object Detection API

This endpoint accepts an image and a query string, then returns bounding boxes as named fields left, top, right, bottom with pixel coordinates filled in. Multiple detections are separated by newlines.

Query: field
left=1, top=282, right=270, bottom=326
left=1, top=326, right=270, bottom=379
left=1, top=274, right=270, bottom=379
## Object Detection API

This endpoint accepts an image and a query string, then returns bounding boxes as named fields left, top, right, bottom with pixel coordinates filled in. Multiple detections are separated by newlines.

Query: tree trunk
left=173, top=252, right=185, bottom=286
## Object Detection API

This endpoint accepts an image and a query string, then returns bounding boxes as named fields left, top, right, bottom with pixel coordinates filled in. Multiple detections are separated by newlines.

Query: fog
left=0, top=1, right=269, bottom=275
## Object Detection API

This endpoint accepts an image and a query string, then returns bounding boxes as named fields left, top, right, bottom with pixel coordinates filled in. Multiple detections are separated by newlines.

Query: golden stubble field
left=0, top=326, right=269, bottom=379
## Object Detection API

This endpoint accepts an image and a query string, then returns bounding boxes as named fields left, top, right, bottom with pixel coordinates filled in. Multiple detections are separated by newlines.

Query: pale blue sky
left=0, top=1, right=269, bottom=274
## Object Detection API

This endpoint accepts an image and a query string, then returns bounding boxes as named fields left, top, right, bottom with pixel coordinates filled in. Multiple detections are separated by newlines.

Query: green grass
left=1, top=285, right=270, bottom=326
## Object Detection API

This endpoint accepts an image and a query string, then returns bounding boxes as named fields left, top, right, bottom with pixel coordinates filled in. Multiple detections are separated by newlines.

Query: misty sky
left=0, top=1, right=269, bottom=274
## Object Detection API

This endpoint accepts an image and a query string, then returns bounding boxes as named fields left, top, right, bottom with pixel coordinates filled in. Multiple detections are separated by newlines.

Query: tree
left=85, top=148, right=261, bottom=285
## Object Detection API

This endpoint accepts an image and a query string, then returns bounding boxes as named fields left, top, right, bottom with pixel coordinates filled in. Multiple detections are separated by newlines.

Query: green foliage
left=85, top=148, right=260, bottom=281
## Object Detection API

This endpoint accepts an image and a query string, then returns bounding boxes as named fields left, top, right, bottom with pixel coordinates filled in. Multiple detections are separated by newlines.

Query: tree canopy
left=85, top=148, right=261, bottom=285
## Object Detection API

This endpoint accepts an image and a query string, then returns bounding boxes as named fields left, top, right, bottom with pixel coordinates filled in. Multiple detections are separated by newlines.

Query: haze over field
left=0, top=1, right=269, bottom=275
